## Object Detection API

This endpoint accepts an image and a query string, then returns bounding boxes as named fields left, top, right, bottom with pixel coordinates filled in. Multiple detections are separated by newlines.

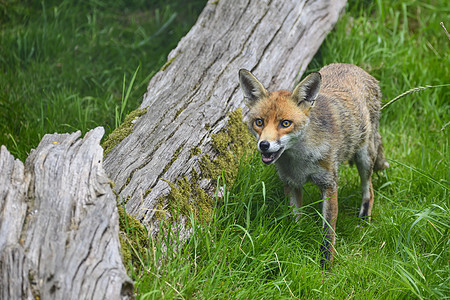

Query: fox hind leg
left=354, top=146, right=375, bottom=220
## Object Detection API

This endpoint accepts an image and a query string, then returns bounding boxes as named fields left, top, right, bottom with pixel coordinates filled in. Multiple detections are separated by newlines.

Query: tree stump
left=103, top=0, right=347, bottom=239
left=0, top=128, right=132, bottom=300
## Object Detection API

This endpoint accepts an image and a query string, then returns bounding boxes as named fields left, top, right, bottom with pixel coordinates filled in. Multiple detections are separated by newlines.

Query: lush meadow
left=1, top=0, right=449, bottom=299
left=0, top=0, right=205, bottom=160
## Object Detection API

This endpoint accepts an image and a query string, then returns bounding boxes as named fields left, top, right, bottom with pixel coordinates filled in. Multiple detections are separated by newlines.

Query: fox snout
left=258, top=140, right=270, bottom=151
left=257, top=140, right=285, bottom=165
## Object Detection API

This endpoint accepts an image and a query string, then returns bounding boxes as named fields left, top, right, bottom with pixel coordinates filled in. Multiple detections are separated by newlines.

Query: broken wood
left=103, top=0, right=347, bottom=238
left=0, top=128, right=133, bottom=300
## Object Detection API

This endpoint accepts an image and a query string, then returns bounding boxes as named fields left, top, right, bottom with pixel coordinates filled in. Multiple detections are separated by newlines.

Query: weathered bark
left=104, top=0, right=346, bottom=237
left=0, top=128, right=132, bottom=300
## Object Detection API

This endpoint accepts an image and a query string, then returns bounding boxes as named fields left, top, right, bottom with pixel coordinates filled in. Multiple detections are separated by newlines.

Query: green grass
left=2, top=0, right=449, bottom=299
left=0, top=0, right=206, bottom=160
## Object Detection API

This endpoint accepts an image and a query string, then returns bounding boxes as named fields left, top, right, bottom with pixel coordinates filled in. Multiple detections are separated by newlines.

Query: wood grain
left=0, top=128, right=132, bottom=300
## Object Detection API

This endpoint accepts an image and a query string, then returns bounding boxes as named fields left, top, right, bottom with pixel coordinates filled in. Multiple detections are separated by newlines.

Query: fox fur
left=239, top=63, right=389, bottom=267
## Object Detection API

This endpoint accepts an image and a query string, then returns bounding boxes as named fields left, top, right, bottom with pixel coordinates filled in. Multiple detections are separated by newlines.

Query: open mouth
left=260, top=147, right=284, bottom=165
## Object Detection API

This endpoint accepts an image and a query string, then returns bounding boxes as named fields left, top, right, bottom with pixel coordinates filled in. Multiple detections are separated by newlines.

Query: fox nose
left=259, top=141, right=270, bottom=152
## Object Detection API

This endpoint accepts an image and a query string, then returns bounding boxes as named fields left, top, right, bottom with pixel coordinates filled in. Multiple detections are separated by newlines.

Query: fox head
left=239, top=69, right=321, bottom=165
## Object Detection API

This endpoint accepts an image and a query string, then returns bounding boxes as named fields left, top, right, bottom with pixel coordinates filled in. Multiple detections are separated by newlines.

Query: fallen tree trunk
left=103, top=0, right=347, bottom=238
left=0, top=128, right=132, bottom=300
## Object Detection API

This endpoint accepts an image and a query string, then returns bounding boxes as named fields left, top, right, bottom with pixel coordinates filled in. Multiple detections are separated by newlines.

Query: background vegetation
left=1, top=0, right=448, bottom=299
left=0, top=0, right=206, bottom=160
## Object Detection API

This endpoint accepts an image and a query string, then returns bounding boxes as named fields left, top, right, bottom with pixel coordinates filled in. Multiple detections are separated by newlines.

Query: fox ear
left=239, top=69, right=268, bottom=105
left=292, top=72, right=321, bottom=110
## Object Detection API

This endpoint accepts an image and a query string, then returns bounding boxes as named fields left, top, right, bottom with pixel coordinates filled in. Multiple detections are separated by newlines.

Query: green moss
left=165, top=177, right=192, bottom=219
left=162, top=146, right=183, bottom=174
left=143, top=188, right=152, bottom=199
left=164, top=173, right=213, bottom=224
left=117, top=205, right=148, bottom=271
left=154, top=198, right=167, bottom=222
left=161, top=108, right=256, bottom=226
left=190, top=146, right=201, bottom=158
left=160, top=53, right=179, bottom=71
left=199, top=108, right=255, bottom=187
left=174, top=107, right=185, bottom=119
left=102, top=108, right=148, bottom=157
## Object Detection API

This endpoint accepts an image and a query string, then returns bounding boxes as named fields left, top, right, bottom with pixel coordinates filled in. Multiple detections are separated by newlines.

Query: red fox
left=239, top=63, right=389, bottom=267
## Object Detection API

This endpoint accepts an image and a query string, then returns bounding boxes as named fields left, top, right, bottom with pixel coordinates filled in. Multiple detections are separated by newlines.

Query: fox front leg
left=285, top=185, right=303, bottom=222
left=319, top=185, right=338, bottom=268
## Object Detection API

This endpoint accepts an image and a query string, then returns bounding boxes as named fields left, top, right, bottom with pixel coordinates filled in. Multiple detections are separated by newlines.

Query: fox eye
left=255, top=118, right=264, bottom=127
left=280, top=120, right=292, bottom=128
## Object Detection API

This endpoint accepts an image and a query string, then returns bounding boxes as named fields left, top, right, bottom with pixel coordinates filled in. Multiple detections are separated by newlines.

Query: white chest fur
left=275, top=141, right=332, bottom=188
